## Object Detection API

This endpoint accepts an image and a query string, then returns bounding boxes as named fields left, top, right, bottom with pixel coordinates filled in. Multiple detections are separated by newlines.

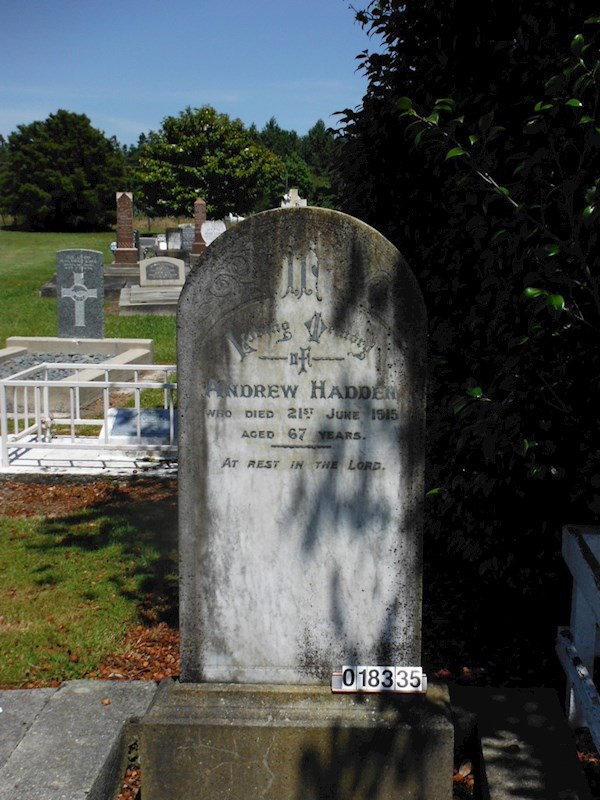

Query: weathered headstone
left=119, top=256, right=185, bottom=315
left=178, top=207, right=426, bottom=681
left=141, top=208, right=453, bottom=800
left=180, top=223, right=195, bottom=251
left=165, top=228, right=182, bottom=250
left=56, top=249, right=104, bottom=338
left=114, top=192, right=138, bottom=264
left=139, top=257, right=185, bottom=287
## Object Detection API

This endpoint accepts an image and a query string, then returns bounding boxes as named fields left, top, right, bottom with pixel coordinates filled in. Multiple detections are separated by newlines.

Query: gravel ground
left=0, top=352, right=108, bottom=381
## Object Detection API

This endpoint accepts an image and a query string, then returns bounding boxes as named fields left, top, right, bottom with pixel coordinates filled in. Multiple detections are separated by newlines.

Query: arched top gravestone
left=177, top=206, right=426, bottom=683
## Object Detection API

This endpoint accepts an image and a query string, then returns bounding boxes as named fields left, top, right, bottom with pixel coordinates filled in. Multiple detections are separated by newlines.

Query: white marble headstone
left=201, top=220, right=227, bottom=246
left=177, top=207, right=426, bottom=684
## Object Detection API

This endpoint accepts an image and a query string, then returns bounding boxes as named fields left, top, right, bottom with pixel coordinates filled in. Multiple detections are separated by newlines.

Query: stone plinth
left=113, top=248, right=138, bottom=265
left=139, top=682, right=453, bottom=800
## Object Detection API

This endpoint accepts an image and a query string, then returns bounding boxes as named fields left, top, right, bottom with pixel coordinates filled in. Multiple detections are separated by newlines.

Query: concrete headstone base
left=118, top=286, right=181, bottom=316
left=139, top=681, right=454, bottom=800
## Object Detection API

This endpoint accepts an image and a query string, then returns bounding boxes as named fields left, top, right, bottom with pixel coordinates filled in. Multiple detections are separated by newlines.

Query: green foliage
left=134, top=106, right=285, bottom=218
left=1, top=110, right=126, bottom=231
left=256, top=117, right=300, bottom=159
left=301, top=120, right=341, bottom=207
left=337, top=1, right=600, bottom=649
left=284, top=152, right=315, bottom=202
left=252, top=117, right=341, bottom=208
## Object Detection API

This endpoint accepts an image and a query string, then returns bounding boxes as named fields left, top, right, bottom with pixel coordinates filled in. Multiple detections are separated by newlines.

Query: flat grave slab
left=100, top=408, right=177, bottom=445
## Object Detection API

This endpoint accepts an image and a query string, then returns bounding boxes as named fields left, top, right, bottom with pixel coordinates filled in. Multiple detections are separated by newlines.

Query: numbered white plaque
left=331, top=666, right=427, bottom=694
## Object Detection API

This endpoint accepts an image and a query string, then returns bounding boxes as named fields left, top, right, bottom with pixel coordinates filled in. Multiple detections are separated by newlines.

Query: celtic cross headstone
left=56, top=249, right=104, bottom=339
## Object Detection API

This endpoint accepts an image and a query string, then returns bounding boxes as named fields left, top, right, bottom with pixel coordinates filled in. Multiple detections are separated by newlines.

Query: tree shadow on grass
left=26, top=480, right=179, bottom=627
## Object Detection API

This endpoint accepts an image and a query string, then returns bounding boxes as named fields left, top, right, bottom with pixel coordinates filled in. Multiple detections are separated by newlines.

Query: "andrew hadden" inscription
left=202, top=380, right=398, bottom=400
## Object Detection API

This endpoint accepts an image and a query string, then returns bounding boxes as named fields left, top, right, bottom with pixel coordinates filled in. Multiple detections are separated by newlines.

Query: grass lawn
left=0, top=230, right=176, bottom=362
left=0, top=481, right=177, bottom=688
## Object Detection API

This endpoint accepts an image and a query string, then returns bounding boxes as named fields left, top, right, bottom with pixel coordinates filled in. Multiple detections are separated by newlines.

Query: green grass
left=0, top=231, right=180, bottom=686
left=0, top=488, right=177, bottom=687
left=0, top=230, right=176, bottom=362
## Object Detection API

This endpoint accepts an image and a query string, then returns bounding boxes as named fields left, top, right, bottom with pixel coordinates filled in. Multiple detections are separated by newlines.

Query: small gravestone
left=140, top=208, right=453, bottom=799
left=180, top=224, right=195, bottom=251
left=165, top=228, right=182, bottom=250
left=139, top=257, right=185, bottom=287
left=200, top=219, right=227, bottom=246
left=119, top=257, right=185, bottom=315
left=56, top=249, right=104, bottom=338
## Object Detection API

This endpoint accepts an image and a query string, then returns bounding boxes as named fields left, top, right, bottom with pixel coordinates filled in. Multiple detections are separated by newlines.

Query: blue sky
left=1, top=0, right=374, bottom=146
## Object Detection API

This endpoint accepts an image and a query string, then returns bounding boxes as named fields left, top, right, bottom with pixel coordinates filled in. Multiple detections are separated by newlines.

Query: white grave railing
left=0, top=362, right=177, bottom=467
left=556, top=524, right=600, bottom=749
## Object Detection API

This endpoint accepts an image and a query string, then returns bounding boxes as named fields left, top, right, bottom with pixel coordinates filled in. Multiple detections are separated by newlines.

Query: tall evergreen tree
left=337, top=2, right=600, bottom=673
left=2, top=110, right=125, bottom=230
left=135, top=106, right=284, bottom=219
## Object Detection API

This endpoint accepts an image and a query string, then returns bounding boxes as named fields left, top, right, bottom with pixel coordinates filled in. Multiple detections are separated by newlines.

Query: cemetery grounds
left=1, top=230, right=600, bottom=798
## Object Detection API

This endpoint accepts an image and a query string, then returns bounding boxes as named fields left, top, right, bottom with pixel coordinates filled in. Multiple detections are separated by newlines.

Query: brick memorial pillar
left=115, top=192, right=138, bottom=264
left=191, top=197, right=207, bottom=257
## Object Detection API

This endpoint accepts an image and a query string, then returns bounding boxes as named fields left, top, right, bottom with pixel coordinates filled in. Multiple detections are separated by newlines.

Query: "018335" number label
left=331, top=666, right=427, bottom=694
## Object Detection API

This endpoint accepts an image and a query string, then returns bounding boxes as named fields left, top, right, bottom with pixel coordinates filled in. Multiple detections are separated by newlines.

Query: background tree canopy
left=133, top=106, right=285, bottom=219
left=133, top=107, right=340, bottom=219
left=1, top=110, right=125, bottom=231
left=253, top=117, right=340, bottom=208
left=0, top=105, right=340, bottom=229
left=337, top=1, right=600, bottom=673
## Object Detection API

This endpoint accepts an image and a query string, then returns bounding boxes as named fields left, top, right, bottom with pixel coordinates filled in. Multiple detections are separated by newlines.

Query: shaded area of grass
left=0, top=481, right=177, bottom=687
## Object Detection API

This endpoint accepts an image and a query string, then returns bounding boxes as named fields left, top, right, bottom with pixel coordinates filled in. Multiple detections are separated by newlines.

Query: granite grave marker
left=56, top=249, right=104, bottom=339
left=180, top=224, right=195, bottom=251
